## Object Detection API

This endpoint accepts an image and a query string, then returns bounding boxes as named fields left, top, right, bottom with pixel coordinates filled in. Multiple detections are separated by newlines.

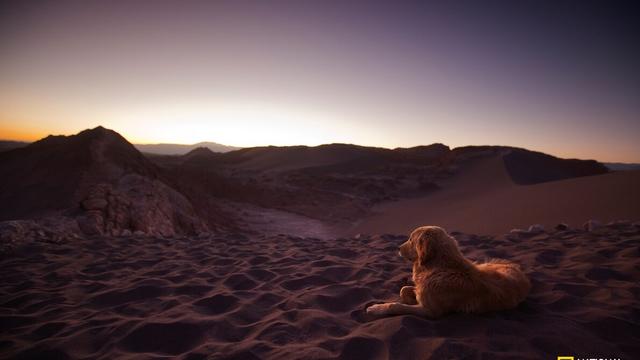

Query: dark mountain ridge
left=503, top=148, right=608, bottom=184
left=151, top=140, right=608, bottom=223
left=0, top=126, right=610, bottom=240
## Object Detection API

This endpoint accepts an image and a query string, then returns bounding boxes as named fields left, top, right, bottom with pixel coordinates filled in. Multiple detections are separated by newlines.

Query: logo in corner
left=557, top=356, right=621, bottom=360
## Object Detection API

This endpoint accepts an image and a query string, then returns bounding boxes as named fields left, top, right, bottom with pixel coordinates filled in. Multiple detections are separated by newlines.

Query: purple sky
left=1, top=1, right=639, bottom=161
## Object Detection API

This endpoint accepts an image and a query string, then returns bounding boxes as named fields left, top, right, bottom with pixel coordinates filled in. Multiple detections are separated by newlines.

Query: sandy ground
left=222, top=201, right=339, bottom=239
left=1, top=224, right=639, bottom=359
left=348, top=156, right=640, bottom=236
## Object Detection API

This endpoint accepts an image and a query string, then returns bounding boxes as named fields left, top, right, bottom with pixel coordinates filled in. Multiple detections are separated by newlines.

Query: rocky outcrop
left=77, top=175, right=206, bottom=237
left=0, top=217, right=81, bottom=253
left=0, top=126, right=210, bottom=237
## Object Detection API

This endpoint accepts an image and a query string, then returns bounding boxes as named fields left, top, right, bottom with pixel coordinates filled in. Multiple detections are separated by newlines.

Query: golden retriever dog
left=366, top=226, right=530, bottom=318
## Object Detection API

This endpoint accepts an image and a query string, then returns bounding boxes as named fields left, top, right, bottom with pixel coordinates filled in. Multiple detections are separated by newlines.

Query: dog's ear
left=415, top=229, right=434, bottom=265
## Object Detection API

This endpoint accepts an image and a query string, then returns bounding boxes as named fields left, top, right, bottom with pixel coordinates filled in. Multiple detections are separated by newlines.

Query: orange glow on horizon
left=1, top=119, right=638, bottom=164
left=0, top=124, right=48, bottom=142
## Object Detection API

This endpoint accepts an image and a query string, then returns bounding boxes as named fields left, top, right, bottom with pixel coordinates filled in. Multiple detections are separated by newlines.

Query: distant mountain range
left=134, top=142, right=240, bottom=155
left=604, top=162, right=640, bottom=171
left=2, top=139, right=639, bottom=169
left=0, top=140, right=28, bottom=152
left=0, top=139, right=239, bottom=155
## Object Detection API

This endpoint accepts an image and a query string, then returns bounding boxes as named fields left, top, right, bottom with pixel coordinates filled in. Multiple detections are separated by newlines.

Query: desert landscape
left=0, top=127, right=639, bottom=359
left=2, top=1, right=640, bottom=359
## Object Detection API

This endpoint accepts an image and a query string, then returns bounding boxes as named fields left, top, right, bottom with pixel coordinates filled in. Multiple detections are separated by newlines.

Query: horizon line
left=0, top=130, right=634, bottom=164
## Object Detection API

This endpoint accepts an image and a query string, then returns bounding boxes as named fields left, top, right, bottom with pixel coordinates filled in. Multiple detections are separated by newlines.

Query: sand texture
left=1, top=223, right=639, bottom=359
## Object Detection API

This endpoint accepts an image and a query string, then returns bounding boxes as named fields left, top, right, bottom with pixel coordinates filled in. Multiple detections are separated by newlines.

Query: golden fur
left=366, top=226, right=530, bottom=318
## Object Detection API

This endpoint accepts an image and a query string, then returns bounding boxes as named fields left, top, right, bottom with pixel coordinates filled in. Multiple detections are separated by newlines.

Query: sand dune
left=349, top=156, right=640, bottom=236
left=1, top=224, right=639, bottom=359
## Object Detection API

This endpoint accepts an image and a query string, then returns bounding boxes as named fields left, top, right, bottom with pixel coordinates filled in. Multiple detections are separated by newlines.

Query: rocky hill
left=0, top=127, right=206, bottom=239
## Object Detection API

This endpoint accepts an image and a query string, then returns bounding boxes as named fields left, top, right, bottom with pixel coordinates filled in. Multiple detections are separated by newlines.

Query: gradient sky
left=1, top=1, right=639, bottom=162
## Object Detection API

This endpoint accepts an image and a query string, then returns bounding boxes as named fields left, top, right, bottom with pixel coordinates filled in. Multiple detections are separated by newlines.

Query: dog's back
left=418, top=261, right=530, bottom=315
left=473, top=260, right=531, bottom=311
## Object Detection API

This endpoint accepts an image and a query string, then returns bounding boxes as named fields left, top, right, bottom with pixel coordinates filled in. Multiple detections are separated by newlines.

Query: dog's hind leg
left=400, top=286, right=417, bottom=305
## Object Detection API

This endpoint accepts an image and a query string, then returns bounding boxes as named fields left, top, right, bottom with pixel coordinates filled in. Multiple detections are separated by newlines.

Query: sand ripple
left=1, top=226, right=639, bottom=359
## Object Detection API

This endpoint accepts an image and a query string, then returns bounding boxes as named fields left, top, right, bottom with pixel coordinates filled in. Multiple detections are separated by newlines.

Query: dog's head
left=399, top=226, right=459, bottom=265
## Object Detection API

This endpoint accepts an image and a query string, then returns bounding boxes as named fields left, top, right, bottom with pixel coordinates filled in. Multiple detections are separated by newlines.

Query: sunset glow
left=1, top=1, right=638, bottom=162
left=108, top=101, right=355, bottom=146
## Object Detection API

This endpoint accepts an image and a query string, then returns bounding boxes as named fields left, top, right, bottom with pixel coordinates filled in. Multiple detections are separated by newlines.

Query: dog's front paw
left=366, top=303, right=389, bottom=316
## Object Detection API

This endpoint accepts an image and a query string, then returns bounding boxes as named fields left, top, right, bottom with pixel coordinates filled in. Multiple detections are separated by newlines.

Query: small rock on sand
left=528, top=224, right=545, bottom=234
left=583, top=219, right=602, bottom=231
